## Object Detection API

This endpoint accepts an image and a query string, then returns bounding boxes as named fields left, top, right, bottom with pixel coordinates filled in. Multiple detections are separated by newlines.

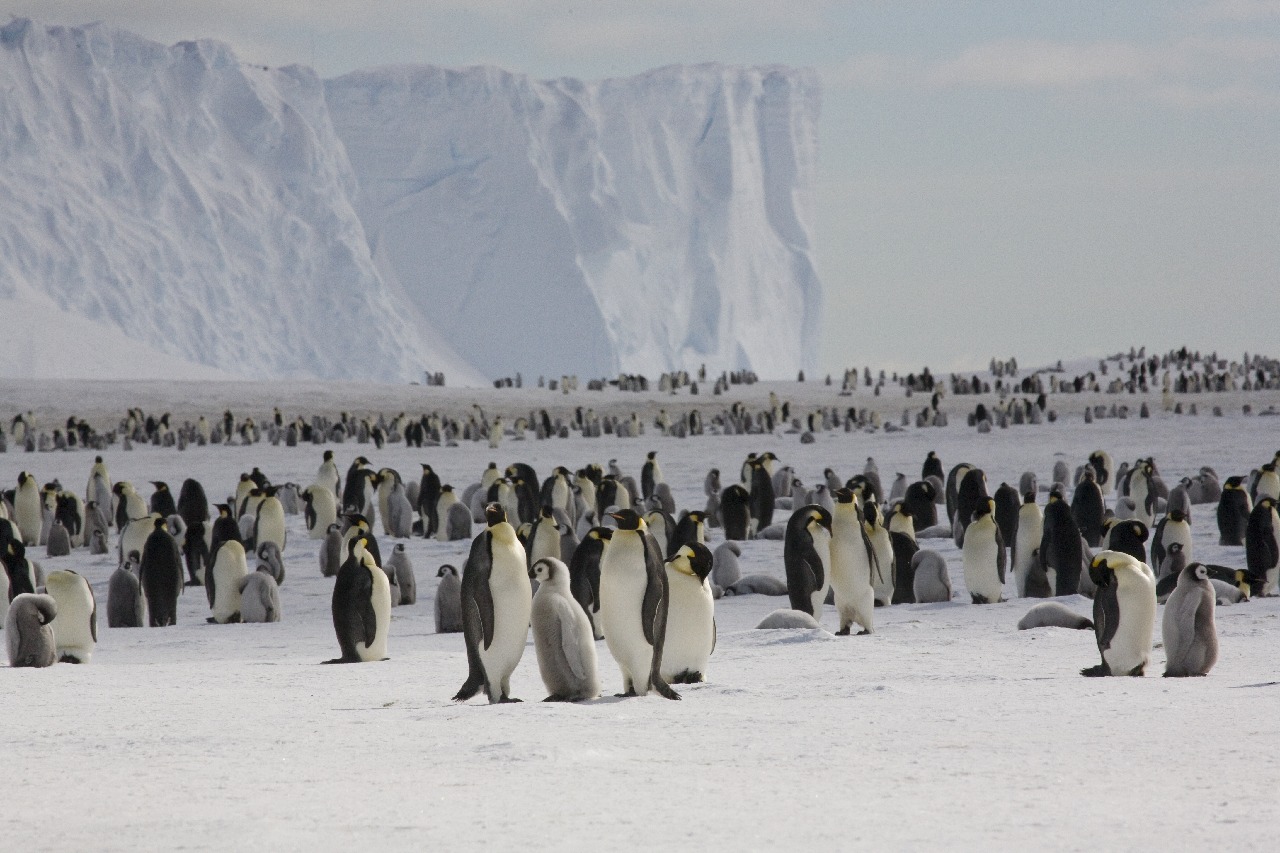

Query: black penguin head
left=686, top=510, right=705, bottom=524
left=530, top=558, right=562, bottom=583
left=441, top=484, right=454, bottom=493
left=807, top=507, right=832, bottom=532
left=153, top=517, right=167, bottom=531
left=1080, top=469, right=1096, bottom=483
left=647, top=451, right=657, bottom=460
left=1048, top=487, right=1064, bottom=503
left=666, top=543, right=713, bottom=581
left=972, top=499, right=994, bottom=520
left=864, top=503, right=881, bottom=525
left=484, top=503, right=507, bottom=526
left=610, top=509, right=643, bottom=530
left=833, top=488, right=856, bottom=505
left=345, top=513, right=370, bottom=532
left=1022, top=491, right=1037, bottom=505
left=152, top=481, right=168, bottom=490
left=347, top=535, right=368, bottom=558
left=421, top=463, right=433, bottom=472
left=216, top=503, right=231, bottom=517
left=437, top=564, right=457, bottom=578
left=588, top=527, right=613, bottom=542
left=323, top=450, right=333, bottom=461
left=1169, top=509, right=1186, bottom=522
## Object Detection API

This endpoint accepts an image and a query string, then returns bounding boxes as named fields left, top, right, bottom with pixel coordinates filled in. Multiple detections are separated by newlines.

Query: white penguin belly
left=1104, top=567, right=1156, bottom=674
left=809, top=526, right=831, bottom=622
left=661, top=570, right=714, bottom=680
left=211, top=543, right=248, bottom=623
left=830, top=530, right=874, bottom=633
left=1013, top=511, right=1042, bottom=597
left=46, top=576, right=95, bottom=663
left=962, top=525, right=1004, bottom=603
left=357, top=561, right=393, bottom=662
left=256, top=503, right=286, bottom=551
left=478, top=542, right=532, bottom=687
left=600, top=538, right=653, bottom=692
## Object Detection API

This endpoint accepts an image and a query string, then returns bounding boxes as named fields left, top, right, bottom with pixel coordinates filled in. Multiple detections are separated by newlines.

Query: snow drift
left=0, top=19, right=821, bottom=382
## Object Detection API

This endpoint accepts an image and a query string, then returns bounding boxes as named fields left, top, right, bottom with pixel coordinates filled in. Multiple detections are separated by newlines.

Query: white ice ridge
left=0, top=19, right=821, bottom=382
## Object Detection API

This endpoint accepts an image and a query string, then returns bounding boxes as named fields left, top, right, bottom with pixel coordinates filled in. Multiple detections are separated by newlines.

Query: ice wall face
left=326, top=63, right=822, bottom=379
left=0, top=20, right=476, bottom=383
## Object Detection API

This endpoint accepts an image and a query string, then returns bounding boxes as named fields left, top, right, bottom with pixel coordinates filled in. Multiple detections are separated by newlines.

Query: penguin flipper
left=1094, top=583, right=1120, bottom=652
left=551, top=597, right=587, bottom=682
left=640, top=533, right=666, bottom=648
left=354, top=569, right=377, bottom=648
left=996, top=527, right=1007, bottom=584
left=465, top=533, right=497, bottom=649
left=453, top=595, right=487, bottom=701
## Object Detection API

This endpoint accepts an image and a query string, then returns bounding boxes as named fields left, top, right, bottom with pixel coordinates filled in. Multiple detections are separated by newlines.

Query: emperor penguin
left=598, top=509, right=680, bottom=699
left=720, top=485, right=751, bottom=541
left=784, top=505, right=832, bottom=618
left=529, top=557, right=600, bottom=702
left=641, top=451, right=663, bottom=502
left=317, top=450, right=341, bottom=499
left=669, top=510, right=707, bottom=557
left=568, top=527, right=610, bottom=639
left=14, top=472, right=41, bottom=546
left=44, top=569, right=97, bottom=663
left=86, top=457, right=112, bottom=527
left=1106, top=519, right=1150, bottom=565
left=902, top=480, right=938, bottom=531
left=150, top=481, right=177, bottom=519
left=1071, top=468, right=1106, bottom=547
left=1013, top=493, right=1045, bottom=597
left=375, top=468, right=401, bottom=535
left=888, top=502, right=919, bottom=604
left=528, top=505, right=562, bottom=567
left=864, top=503, right=895, bottom=606
left=453, top=504, right=532, bottom=703
left=340, top=513, right=382, bottom=568
left=436, top=486, right=461, bottom=542
left=6, top=593, right=58, bottom=668
left=107, top=553, right=147, bottom=628
left=661, top=542, right=716, bottom=684
left=325, top=535, right=392, bottom=663
left=1088, top=450, right=1114, bottom=495
left=1040, top=488, right=1083, bottom=595
left=829, top=488, right=876, bottom=635
left=1129, top=459, right=1157, bottom=528
left=45, top=520, right=71, bottom=558
left=1162, top=562, right=1218, bottom=677
left=139, top=517, right=183, bottom=627
left=206, top=540, right=248, bottom=624
left=1245, top=498, right=1280, bottom=595
left=239, top=569, right=282, bottom=623
left=319, top=523, right=343, bottom=577
left=1217, top=476, right=1251, bottom=546
left=385, top=544, right=416, bottom=605
left=418, top=465, right=442, bottom=538
left=962, top=499, right=1006, bottom=604
left=1151, top=509, right=1192, bottom=568
left=911, top=550, right=952, bottom=603
left=1254, top=462, right=1280, bottom=503
left=952, top=467, right=989, bottom=546
left=434, top=565, right=464, bottom=633
left=302, top=484, right=338, bottom=540
left=1082, top=551, right=1156, bottom=677
left=253, top=487, right=287, bottom=553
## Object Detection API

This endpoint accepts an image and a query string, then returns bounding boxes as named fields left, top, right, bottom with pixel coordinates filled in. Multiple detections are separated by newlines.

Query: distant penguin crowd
left=4, top=345, right=1278, bottom=689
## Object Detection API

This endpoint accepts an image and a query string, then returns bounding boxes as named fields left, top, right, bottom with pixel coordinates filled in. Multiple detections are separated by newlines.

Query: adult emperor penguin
left=598, top=509, right=680, bottom=699
left=784, top=504, right=832, bottom=618
left=1254, top=462, right=1280, bottom=503
left=1071, top=468, right=1106, bottom=547
left=1129, top=459, right=1157, bottom=528
left=720, top=485, right=751, bottom=541
left=325, top=535, right=392, bottom=663
left=1245, top=497, right=1280, bottom=595
left=901, top=479, right=938, bottom=531
left=206, top=540, right=248, bottom=624
left=641, top=451, right=663, bottom=502
left=453, top=504, right=532, bottom=703
left=302, top=484, right=338, bottom=540
left=418, top=464, right=442, bottom=538
left=1106, top=519, right=1150, bottom=565
left=529, top=557, right=600, bottom=702
left=14, top=472, right=41, bottom=546
left=1217, top=476, right=1252, bottom=546
left=661, top=542, right=716, bottom=684
left=1151, top=509, right=1192, bottom=568
left=317, top=450, right=341, bottom=500
left=253, top=486, right=287, bottom=553
left=829, top=488, right=876, bottom=635
left=139, top=517, right=183, bottom=627
left=44, top=569, right=97, bottom=663
left=6, top=593, right=58, bottom=668
left=1013, top=492, right=1045, bottom=597
left=86, top=456, right=112, bottom=527
left=527, top=505, right=562, bottom=567
left=568, top=527, right=610, bottom=639
left=1082, top=551, right=1156, bottom=677
left=1162, top=562, right=1218, bottom=677
left=962, top=500, right=1006, bottom=604
left=1040, top=488, right=1082, bottom=595
left=1088, top=450, right=1114, bottom=496
left=864, top=503, right=895, bottom=606
left=888, top=503, right=920, bottom=604
left=669, top=510, right=707, bottom=557
left=952, top=467, right=989, bottom=546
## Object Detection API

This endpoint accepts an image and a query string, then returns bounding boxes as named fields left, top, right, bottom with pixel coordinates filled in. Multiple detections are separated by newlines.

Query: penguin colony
left=3, top=357, right=1276, bottom=688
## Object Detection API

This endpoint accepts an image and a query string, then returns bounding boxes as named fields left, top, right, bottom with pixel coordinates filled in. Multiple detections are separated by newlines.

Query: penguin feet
left=1125, top=664, right=1145, bottom=677
left=856, top=629, right=872, bottom=636
left=58, top=654, right=83, bottom=664
left=184, top=580, right=203, bottom=587
left=493, top=696, right=523, bottom=704
left=671, top=671, right=704, bottom=684
left=1080, top=664, right=1111, bottom=677
left=614, top=690, right=639, bottom=698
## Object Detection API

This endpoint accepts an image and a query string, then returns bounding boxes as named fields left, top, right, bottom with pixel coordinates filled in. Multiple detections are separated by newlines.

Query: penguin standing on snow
left=1245, top=497, right=1280, bottom=596
left=568, top=527, right=610, bottom=639
left=1040, top=489, right=1082, bottom=595
left=453, top=504, right=532, bottom=703
left=325, top=535, right=391, bottom=663
left=1071, top=468, right=1105, bottom=547
left=641, top=451, right=662, bottom=502
left=598, top=509, right=679, bottom=699
left=139, top=518, right=183, bottom=627
left=784, top=505, right=831, bottom=618
left=1162, top=562, right=1218, bottom=677
left=661, top=543, right=716, bottom=684
left=720, top=485, right=751, bottom=541
left=962, top=500, right=1006, bottom=604
left=529, top=557, right=600, bottom=702
left=829, top=488, right=876, bottom=635
left=1082, top=551, right=1156, bottom=677
left=1217, top=476, right=1251, bottom=546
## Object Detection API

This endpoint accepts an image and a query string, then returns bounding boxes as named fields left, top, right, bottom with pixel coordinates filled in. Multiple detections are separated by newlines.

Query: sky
left=5, top=1, right=1278, bottom=375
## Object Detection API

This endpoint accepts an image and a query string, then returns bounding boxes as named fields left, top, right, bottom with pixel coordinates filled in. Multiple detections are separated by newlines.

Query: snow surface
left=0, top=19, right=820, bottom=384
left=3, top=377, right=1279, bottom=851
left=326, top=63, right=822, bottom=380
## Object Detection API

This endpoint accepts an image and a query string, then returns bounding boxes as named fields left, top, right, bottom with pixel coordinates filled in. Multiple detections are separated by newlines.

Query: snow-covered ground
left=3, top=377, right=1278, bottom=850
